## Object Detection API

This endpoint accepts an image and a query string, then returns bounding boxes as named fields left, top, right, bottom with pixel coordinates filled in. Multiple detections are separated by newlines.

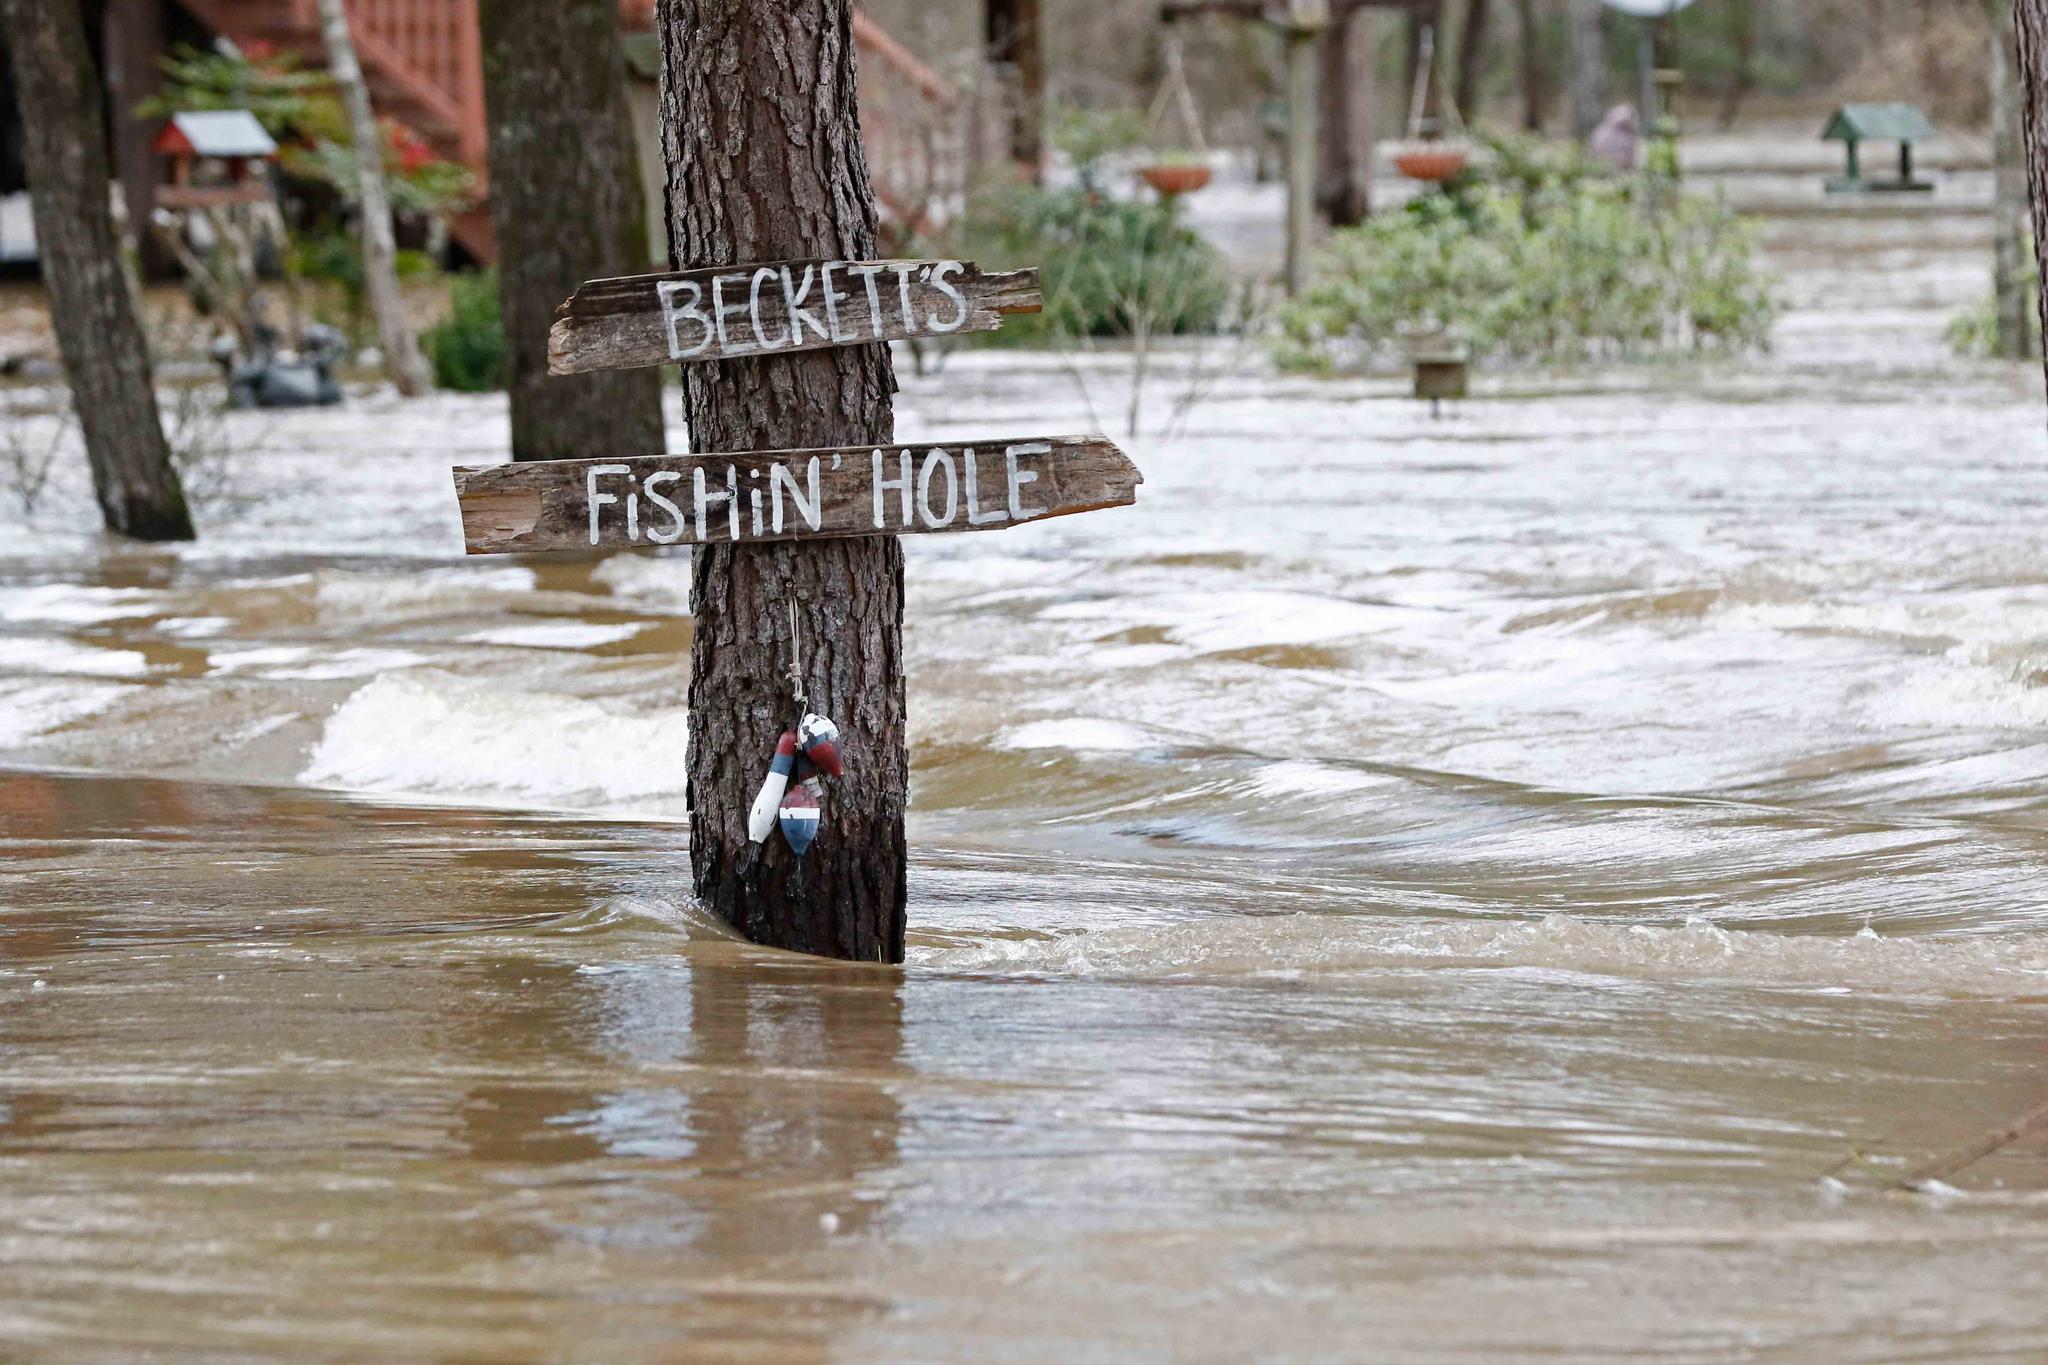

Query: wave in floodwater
left=914, top=910, right=2048, bottom=995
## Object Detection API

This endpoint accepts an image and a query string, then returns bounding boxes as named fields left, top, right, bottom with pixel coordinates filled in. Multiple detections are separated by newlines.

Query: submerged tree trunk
left=1316, top=9, right=1373, bottom=228
left=1, top=0, right=193, bottom=541
left=1567, top=0, right=1607, bottom=141
left=314, top=0, right=430, bottom=397
left=661, top=0, right=906, bottom=961
left=481, top=0, right=664, bottom=461
left=1994, top=0, right=2036, bottom=359
left=2017, top=0, right=2048, bottom=386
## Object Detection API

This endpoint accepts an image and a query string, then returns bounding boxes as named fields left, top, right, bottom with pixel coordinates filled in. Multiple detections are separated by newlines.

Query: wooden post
left=1284, top=0, right=1328, bottom=295
left=314, top=0, right=431, bottom=397
left=659, top=0, right=908, bottom=961
left=0, top=0, right=193, bottom=541
left=479, top=0, right=665, bottom=460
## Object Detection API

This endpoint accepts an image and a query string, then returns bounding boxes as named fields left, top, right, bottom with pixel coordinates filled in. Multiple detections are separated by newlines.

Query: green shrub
left=424, top=270, right=508, bottom=392
left=960, top=185, right=1232, bottom=344
left=1276, top=134, right=1779, bottom=371
left=1948, top=258, right=2039, bottom=359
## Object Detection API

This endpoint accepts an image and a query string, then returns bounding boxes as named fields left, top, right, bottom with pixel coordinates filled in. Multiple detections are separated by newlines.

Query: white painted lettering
left=749, top=266, right=787, bottom=349
left=848, top=263, right=888, bottom=338
left=657, top=279, right=711, bottom=358
left=821, top=261, right=858, bottom=345
left=917, top=448, right=959, bottom=528
left=770, top=458, right=822, bottom=532
left=712, top=272, right=750, bottom=353
left=644, top=471, right=686, bottom=544
left=927, top=259, right=969, bottom=333
left=889, top=262, right=918, bottom=328
left=962, top=446, right=1004, bottom=524
left=872, top=449, right=913, bottom=528
left=1006, top=441, right=1049, bottom=521
left=586, top=463, right=631, bottom=544
left=782, top=265, right=829, bottom=343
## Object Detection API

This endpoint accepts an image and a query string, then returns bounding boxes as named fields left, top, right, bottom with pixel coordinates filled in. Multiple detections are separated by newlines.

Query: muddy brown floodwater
left=4, top=154, right=2048, bottom=1358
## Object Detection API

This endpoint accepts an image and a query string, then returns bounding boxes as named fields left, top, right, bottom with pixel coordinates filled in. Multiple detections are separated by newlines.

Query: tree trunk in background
left=1567, top=0, right=1607, bottom=140
left=481, top=0, right=665, bottom=461
left=314, top=0, right=430, bottom=397
left=1454, top=0, right=1490, bottom=123
left=987, top=0, right=1045, bottom=179
left=1715, top=0, right=1758, bottom=128
left=1317, top=9, right=1373, bottom=228
left=2019, top=0, right=2048, bottom=389
left=1514, top=0, right=1545, bottom=131
left=661, top=0, right=906, bottom=962
left=1, top=0, right=193, bottom=541
left=1993, top=0, right=2036, bottom=359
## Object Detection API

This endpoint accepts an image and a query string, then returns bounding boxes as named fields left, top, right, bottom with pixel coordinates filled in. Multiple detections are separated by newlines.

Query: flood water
left=5, top=166, right=2048, bottom=1358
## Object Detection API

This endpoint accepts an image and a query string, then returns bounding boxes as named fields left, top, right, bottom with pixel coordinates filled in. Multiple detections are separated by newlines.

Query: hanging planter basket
left=1391, top=142, right=1470, bottom=184
left=1139, top=162, right=1213, bottom=197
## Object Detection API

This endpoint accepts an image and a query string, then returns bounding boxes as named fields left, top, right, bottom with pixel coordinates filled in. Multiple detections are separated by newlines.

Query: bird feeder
left=1138, top=29, right=1213, bottom=198
left=152, top=110, right=279, bottom=210
left=1389, top=25, right=1470, bottom=185
left=1822, top=103, right=1935, bottom=194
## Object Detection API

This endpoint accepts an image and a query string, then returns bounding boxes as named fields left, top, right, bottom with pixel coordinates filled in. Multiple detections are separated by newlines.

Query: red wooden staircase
left=173, top=0, right=966, bottom=265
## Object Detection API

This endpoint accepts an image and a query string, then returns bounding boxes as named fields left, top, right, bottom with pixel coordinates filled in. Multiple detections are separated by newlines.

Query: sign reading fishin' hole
left=453, top=438, right=1141, bottom=555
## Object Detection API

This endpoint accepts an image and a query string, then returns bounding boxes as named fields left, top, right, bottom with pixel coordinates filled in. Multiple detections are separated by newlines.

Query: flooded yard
left=3, top=159, right=2047, bottom=1357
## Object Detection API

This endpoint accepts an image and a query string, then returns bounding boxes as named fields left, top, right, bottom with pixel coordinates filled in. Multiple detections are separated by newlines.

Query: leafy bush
left=1276, top=134, right=1779, bottom=371
left=960, top=185, right=1232, bottom=344
left=1948, top=257, right=2039, bottom=358
left=424, top=270, right=507, bottom=392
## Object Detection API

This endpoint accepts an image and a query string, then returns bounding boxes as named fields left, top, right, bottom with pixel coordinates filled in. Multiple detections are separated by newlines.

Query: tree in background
left=0, top=0, right=193, bottom=541
left=480, top=0, right=663, bottom=462
left=313, top=0, right=430, bottom=396
left=663, top=0, right=908, bottom=960
left=1567, top=0, right=1607, bottom=141
left=1992, top=0, right=2036, bottom=359
left=2017, top=0, right=2048, bottom=386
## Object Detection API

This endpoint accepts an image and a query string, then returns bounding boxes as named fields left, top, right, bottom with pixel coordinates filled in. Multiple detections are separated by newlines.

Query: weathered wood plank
left=453, top=436, right=1141, bottom=555
left=547, top=258, right=1041, bottom=374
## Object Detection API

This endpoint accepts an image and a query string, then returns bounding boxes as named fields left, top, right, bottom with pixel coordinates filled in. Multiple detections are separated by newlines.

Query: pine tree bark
left=1994, top=0, right=2036, bottom=359
left=1, top=0, right=193, bottom=541
left=1567, top=0, right=1607, bottom=141
left=660, top=0, right=906, bottom=961
left=315, top=0, right=430, bottom=397
left=481, top=0, right=664, bottom=461
left=2017, top=0, right=2048, bottom=385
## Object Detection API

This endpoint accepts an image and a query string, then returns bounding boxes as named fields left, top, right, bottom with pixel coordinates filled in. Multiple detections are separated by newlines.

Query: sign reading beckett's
left=453, top=437, right=1141, bottom=555
left=548, top=258, right=1041, bottom=374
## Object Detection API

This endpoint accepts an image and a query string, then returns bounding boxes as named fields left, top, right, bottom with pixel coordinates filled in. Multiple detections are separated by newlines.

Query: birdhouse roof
left=1821, top=103, right=1934, bottom=143
left=156, top=110, right=278, bottom=159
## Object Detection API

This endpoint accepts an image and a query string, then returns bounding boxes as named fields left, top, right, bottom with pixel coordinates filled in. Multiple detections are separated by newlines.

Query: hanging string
left=785, top=597, right=807, bottom=715
left=1145, top=31, right=1209, bottom=155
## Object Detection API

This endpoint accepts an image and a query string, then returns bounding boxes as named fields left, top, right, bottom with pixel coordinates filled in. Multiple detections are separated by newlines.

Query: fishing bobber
left=779, top=783, right=821, bottom=859
left=747, top=730, right=798, bottom=843
left=798, top=712, right=843, bottom=779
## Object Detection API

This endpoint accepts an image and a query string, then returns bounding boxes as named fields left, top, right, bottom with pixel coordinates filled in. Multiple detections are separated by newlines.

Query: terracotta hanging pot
left=1139, top=162, right=1213, bottom=197
left=1392, top=143, right=1470, bottom=184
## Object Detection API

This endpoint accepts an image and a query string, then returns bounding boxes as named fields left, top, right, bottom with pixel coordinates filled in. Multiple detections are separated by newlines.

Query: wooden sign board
left=454, top=437, right=1140, bottom=555
left=548, top=258, right=1041, bottom=375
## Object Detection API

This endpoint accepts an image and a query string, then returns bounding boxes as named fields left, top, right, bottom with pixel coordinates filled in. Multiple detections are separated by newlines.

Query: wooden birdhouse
left=1822, top=103, right=1935, bottom=194
left=151, top=110, right=279, bottom=210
